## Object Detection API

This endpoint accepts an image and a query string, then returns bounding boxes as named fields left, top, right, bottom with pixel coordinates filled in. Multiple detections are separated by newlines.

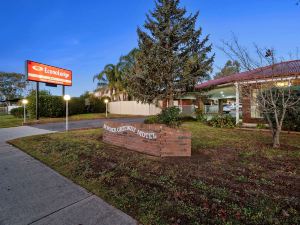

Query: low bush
left=195, top=109, right=208, bottom=123
left=69, top=97, right=86, bottom=115
left=256, top=123, right=267, bottom=129
left=179, top=115, right=197, bottom=122
left=144, top=115, right=159, bottom=124
left=283, top=101, right=300, bottom=132
left=157, top=106, right=181, bottom=127
left=10, top=107, right=24, bottom=118
left=208, top=114, right=236, bottom=128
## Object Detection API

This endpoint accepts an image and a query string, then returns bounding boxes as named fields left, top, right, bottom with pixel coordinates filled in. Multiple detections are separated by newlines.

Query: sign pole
left=62, top=85, right=65, bottom=96
left=36, top=82, right=40, bottom=120
left=23, top=103, right=26, bottom=124
left=66, top=100, right=69, bottom=131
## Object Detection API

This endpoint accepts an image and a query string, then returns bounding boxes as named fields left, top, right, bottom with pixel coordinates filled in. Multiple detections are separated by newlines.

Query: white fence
left=108, top=101, right=162, bottom=116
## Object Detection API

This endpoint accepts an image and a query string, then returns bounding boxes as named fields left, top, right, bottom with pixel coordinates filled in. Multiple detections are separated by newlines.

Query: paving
left=0, top=125, right=137, bottom=225
left=31, top=117, right=145, bottom=131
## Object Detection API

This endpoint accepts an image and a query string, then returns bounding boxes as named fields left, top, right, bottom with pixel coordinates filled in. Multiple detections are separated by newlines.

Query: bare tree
left=220, top=35, right=300, bottom=148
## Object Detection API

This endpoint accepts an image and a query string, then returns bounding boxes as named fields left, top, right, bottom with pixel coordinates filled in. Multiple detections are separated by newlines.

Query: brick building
left=195, top=60, right=300, bottom=125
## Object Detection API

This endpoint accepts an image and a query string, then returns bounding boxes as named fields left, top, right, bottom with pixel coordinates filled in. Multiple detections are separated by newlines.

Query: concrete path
left=0, top=126, right=136, bottom=225
left=31, top=117, right=145, bottom=132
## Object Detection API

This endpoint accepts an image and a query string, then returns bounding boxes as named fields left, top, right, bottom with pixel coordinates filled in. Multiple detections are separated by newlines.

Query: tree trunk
left=169, top=91, right=174, bottom=107
left=273, top=128, right=281, bottom=148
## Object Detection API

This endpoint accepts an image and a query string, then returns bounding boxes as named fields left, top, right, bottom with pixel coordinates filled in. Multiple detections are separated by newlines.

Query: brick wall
left=242, top=86, right=265, bottom=124
left=102, top=121, right=191, bottom=157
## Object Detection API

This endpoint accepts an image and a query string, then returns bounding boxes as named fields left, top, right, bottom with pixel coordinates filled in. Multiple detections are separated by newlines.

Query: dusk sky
left=0, top=0, right=299, bottom=97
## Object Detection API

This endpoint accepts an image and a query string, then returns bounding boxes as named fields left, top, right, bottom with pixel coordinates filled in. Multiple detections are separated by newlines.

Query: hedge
left=25, top=90, right=106, bottom=118
left=10, top=107, right=25, bottom=118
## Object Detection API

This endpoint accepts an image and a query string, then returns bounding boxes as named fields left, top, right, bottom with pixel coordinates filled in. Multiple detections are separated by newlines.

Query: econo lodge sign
left=26, top=60, right=72, bottom=86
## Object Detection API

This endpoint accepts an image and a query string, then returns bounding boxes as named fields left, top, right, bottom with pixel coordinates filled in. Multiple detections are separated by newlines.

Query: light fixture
left=63, top=94, right=71, bottom=101
left=22, top=99, right=28, bottom=124
left=63, top=95, right=71, bottom=131
left=22, top=99, right=28, bottom=105
left=104, top=99, right=109, bottom=117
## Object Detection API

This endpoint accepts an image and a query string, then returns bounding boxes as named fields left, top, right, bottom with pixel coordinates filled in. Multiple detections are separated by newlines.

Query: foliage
left=144, top=115, right=159, bottom=124
left=10, top=107, right=24, bottom=118
left=179, top=115, right=197, bottom=122
left=89, top=95, right=106, bottom=113
left=26, top=90, right=106, bottom=118
left=195, top=109, right=208, bottom=123
left=0, top=72, right=26, bottom=101
left=126, top=0, right=214, bottom=105
left=256, top=123, right=267, bottom=129
left=214, top=60, right=241, bottom=79
left=27, top=90, right=64, bottom=118
left=157, top=106, right=181, bottom=127
left=208, top=114, right=236, bottom=128
left=93, top=63, right=126, bottom=101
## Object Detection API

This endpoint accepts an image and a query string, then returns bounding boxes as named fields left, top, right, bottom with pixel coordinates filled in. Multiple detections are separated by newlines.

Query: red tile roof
left=195, top=60, right=300, bottom=89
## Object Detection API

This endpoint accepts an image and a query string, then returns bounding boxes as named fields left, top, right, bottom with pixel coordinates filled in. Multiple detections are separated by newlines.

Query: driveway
left=31, top=117, right=145, bottom=131
left=0, top=126, right=136, bottom=225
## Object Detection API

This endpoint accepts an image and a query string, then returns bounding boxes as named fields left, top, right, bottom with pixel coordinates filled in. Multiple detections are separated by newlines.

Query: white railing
left=204, top=105, right=219, bottom=114
left=178, top=105, right=196, bottom=115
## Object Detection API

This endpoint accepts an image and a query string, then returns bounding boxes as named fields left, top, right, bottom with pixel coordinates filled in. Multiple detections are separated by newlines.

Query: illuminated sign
left=26, top=60, right=72, bottom=86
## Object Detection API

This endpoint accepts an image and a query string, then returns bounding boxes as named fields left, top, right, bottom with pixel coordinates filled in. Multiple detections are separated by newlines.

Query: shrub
left=69, top=97, right=86, bottom=115
left=10, top=107, right=24, bottom=118
left=27, top=90, right=64, bottom=118
left=283, top=100, right=300, bottom=132
left=208, top=114, right=236, bottom=128
left=179, top=115, right=197, bottom=122
left=89, top=95, right=106, bottom=113
left=256, top=123, right=267, bottom=129
left=26, top=90, right=106, bottom=118
left=157, top=106, right=181, bottom=127
left=195, top=109, right=207, bottom=123
left=144, top=115, right=159, bottom=124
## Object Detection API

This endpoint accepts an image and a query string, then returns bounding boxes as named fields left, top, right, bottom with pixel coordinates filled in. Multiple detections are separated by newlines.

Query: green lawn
left=9, top=122, right=300, bottom=225
left=0, top=113, right=140, bottom=128
left=0, top=115, right=23, bottom=128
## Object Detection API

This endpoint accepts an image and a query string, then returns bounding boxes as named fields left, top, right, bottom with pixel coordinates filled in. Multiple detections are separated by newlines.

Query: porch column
left=218, top=99, right=223, bottom=114
left=235, top=82, right=240, bottom=125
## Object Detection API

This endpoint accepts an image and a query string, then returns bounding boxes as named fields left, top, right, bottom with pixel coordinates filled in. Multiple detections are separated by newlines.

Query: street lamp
left=22, top=99, right=28, bottom=124
left=63, top=95, right=71, bottom=131
left=104, top=99, right=109, bottom=118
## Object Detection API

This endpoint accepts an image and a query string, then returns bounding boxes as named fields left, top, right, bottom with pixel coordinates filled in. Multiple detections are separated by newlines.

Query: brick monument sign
left=102, top=121, right=191, bottom=157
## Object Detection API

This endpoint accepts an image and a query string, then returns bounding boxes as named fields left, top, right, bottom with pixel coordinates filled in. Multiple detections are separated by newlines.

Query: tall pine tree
left=127, top=0, right=214, bottom=106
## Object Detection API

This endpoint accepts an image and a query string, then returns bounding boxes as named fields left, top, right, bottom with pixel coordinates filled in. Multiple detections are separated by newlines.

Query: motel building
left=195, top=60, right=300, bottom=126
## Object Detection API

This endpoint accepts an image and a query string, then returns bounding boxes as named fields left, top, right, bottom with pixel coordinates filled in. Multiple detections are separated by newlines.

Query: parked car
left=223, top=104, right=242, bottom=113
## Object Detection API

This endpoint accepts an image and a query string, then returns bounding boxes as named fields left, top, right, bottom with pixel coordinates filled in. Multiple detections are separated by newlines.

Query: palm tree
left=93, top=64, right=124, bottom=101
left=94, top=49, right=140, bottom=101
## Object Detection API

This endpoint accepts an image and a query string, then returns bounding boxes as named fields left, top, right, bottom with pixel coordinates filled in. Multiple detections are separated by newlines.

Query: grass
left=0, top=113, right=140, bottom=128
left=0, top=115, right=23, bottom=128
left=9, top=122, right=300, bottom=225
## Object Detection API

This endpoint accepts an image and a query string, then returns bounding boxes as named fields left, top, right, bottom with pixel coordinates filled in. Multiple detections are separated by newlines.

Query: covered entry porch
left=199, top=84, right=241, bottom=124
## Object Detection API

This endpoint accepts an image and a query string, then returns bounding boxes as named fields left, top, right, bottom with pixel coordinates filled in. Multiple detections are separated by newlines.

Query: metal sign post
left=36, top=82, right=39, bottom=120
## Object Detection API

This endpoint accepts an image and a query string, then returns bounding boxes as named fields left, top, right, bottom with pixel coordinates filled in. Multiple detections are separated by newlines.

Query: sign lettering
left=26, top=60, right=72, bottom=86
left=103, top=124, right=157, bottom=140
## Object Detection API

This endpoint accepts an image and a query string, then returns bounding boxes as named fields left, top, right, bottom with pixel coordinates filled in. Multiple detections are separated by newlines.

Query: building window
left=251, top=89, right=263, bottom=118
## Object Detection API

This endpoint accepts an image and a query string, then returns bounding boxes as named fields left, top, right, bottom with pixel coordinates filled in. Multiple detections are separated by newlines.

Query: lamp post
left=22, top=99, right=28, bottom=124
left=63, top=95, right=71, bottom=131
left=104, top=99, right=109, bottom=118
